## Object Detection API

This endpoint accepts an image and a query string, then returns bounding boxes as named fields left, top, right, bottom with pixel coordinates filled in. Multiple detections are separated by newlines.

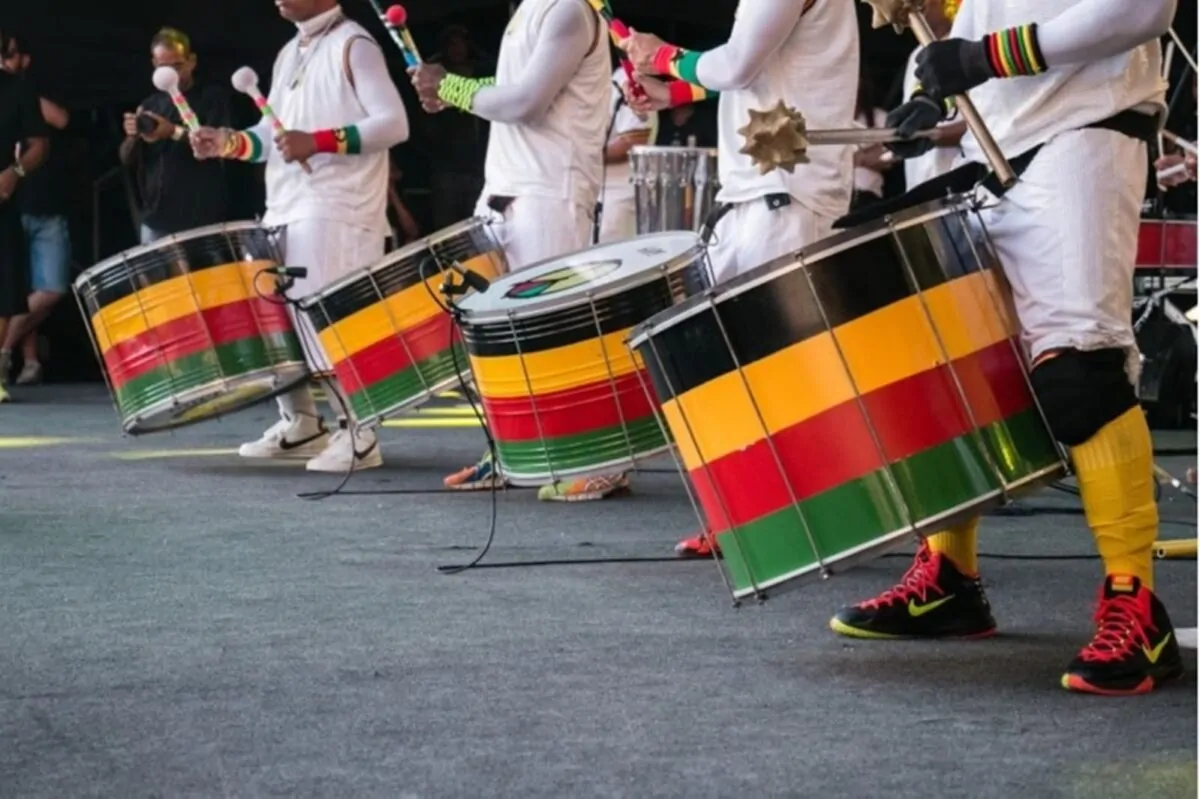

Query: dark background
left=0, top=0, right=1195, bottom=383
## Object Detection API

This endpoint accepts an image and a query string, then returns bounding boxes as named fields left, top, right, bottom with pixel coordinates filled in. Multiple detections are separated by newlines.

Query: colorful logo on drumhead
left=504, top=260, right=621, bottom=300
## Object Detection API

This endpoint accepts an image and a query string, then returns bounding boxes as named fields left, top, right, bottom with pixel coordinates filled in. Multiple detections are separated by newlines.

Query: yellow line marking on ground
left=110, top=447, right=239, bottom=460
left=0, top=436, right=90, bottom=449
left=382, top=418, right=480, bottom=429
left=408, top=406, right=480, bottom=417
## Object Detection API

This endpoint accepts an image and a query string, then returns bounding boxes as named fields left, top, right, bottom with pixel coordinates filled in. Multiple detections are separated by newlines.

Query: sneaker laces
left=1078, top=592, right=1154, bottom=663
left=859, top=542, right=944, bottom=610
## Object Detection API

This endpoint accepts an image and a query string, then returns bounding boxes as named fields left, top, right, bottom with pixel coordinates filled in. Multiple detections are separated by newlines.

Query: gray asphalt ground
left=1, top=383, right=1196, bottom=798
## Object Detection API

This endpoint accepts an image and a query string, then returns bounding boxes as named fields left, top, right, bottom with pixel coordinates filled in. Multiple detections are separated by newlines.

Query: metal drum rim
left=74, top=220, right=269, bottom=290
left=627, top=195, right=973, bottom=349
left=299, top=216, right=495, bottom=307
left=459, top=231, right=707, bottom=324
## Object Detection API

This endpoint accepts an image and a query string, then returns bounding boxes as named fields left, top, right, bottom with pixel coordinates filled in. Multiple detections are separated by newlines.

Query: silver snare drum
left=631, top=146, right=720, bottom=235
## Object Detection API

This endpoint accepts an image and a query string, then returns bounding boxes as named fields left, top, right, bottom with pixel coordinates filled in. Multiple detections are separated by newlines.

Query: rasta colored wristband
left=982, top=24, right=1047, bottom=78
left=652, top=45, right=703, bottom=86
left=222, top=130, right=264, bottom=161
left=910, top=83, right=955, bottom=117
left=667, top=80, right=717, bottom=108
left=437, top=74, right=497, bottom=112
left=312, top=127, right=362, bottom=155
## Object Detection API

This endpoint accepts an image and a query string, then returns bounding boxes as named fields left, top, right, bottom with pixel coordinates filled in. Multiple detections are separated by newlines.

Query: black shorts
left=0, top=205, right=29, bottom=317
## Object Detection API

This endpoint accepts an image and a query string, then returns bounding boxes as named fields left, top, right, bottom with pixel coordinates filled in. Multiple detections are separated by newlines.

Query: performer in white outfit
left=411, top=0, right=630, bottom=502
left=599, top=67, right=656, bottom=244
left=190, top=0, right=409, bottom=473
left=832, top=0, right=1185, bottom=697
left=621, top=0, right=859, bottom=285
left=899, top=0, right=967, bottom=190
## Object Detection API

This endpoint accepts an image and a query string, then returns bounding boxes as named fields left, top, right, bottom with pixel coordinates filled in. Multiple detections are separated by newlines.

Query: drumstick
left=379, top=3, right=422, bottom=67
left=1160, top=41, right=1175, bottom=155
left=152, top=67, right=201, bottom=131
left=1168, top=27, right=1199, bottom=75
left=231, top=67, right=313, bottom=174
left=1162, top=130, right=1198, bottom=156
left=583, top=0, right=647, bottom=100
left=1157, top=161, right=1190, bottom=182
left=861, top=0, right=1016, bottom=188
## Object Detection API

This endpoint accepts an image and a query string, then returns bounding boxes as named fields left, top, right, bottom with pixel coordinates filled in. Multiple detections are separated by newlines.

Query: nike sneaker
left=444, top=450, right=507, bottom=491
left=829, top=541, right=997, bottom=639
left=1061, top=575, right=1184, bottom=696
left=305, top=421, right=382, bottom=473
left=238, top=413, right=330, bottom=460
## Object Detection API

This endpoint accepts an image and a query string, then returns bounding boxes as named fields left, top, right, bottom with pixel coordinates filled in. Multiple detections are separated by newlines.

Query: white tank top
left=715, top=0, right=859, bottom=219
left=263, top=11, right=390, bottom=234
left=482, top=0, right=610, bottom=210
left=953, top=0, right=1165, bottom=164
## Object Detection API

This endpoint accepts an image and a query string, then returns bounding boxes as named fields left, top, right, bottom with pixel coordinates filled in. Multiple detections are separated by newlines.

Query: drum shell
left=300, top=217, right=506, bottom=425
left=631, top=146, right=720, bottom=235
left=460, top=235, right=711, bottom=485
left=631, top=199, right=1068, bottom=599
left=74, top=221, right=309, bottom=434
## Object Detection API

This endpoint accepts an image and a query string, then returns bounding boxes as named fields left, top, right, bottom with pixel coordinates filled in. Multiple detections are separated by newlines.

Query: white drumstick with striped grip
left=153, top=67, right=201, bottom=131
left=231, top=66, right=312, bottom=174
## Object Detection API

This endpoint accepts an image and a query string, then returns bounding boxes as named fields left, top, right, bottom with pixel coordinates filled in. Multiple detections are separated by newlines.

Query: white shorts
left=977, top=129, right=1146, bottom=381
left=598, top=195, right=636, bottom=244
left=707, top=198, right=834, bottom=286
left=277, top=218, right=386, bottom=372
left=474, top=194, right=594, bottom=273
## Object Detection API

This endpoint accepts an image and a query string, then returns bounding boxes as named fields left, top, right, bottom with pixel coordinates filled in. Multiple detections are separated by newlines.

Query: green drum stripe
left=115, top=331, right=304, bottom=418
left=494, top=414, right=667, bottom=476
left=346, top=345, right=468, bottom=422
left=715, top=408, right=1062, bottom=596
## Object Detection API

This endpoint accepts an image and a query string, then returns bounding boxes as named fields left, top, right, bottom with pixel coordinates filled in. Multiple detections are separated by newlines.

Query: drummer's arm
left=219, top=117, right=274, bottom=163
left=310, top=38, right=410, bottom=155
left=652, top=0, right=806, bottom=92
left=435, top=0, right=591, bottom=124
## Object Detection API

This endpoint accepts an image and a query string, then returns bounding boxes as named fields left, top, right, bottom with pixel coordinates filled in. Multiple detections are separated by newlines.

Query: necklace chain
left=287, top=10, right=344, bottom=90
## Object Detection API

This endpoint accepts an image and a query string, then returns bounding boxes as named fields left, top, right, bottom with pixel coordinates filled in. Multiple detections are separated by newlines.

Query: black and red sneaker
left=1061, top=575, right=1184, bottom=696
left=829, top=541, right=997, bottom=639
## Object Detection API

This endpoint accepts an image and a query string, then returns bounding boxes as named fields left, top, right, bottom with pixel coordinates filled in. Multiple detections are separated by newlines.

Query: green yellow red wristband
left=983, top=24, right=1047, bottom=77
left=909, top=83, right=956, bottom=116
left=667, top=80, right=717, bottom=107
left=652, top=45, right=703, bottom=86
left=222, top=130, right=264, bottom=162
left=312, top=127, right=362, bottom=155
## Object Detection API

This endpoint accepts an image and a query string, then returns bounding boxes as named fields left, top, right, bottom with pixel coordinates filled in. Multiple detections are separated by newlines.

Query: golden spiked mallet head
left=736, top=100, right=811, bottom=174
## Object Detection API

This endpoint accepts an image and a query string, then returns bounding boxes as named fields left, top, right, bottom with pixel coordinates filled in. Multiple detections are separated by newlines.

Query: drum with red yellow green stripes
left=629, top=197, right=1069, bottom=602
left=301, top=218, right=506, bottom=426
left=457, top=232, right=711, bottom=485
left=74, top=222, right=310, bottom=435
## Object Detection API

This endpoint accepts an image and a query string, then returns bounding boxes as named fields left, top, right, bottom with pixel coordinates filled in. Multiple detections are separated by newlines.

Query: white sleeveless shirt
left=263, top=8, right=390, bottom=234
left=952, top=0, right=1165, bottom=163
left=482, top=0, right=610, bottom=210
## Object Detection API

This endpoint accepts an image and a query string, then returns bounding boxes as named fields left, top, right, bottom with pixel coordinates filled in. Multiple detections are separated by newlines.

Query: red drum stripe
left=481, top=370, right=656, bottom=442
left=332, top=312, right=458, bottom=395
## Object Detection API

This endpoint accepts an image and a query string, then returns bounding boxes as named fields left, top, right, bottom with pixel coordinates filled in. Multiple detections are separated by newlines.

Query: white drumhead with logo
left=458, top=231, right=704, bottom=321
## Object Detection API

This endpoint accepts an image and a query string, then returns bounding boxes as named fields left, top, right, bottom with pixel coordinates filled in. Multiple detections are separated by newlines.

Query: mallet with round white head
left=231, top=67, right=312, bottom=174
left=153, top=66, right=201, bottom=131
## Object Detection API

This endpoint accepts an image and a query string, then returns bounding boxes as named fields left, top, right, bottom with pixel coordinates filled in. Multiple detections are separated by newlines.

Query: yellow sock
left=926, top=517, right=981, bottom=575
left=1069, top=407, right=1157, bottom=589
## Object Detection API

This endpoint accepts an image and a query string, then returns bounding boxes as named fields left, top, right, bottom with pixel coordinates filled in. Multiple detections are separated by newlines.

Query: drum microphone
left=449, top=262, right=491, bottom=293
left=262, top=266, right=309, bottom=279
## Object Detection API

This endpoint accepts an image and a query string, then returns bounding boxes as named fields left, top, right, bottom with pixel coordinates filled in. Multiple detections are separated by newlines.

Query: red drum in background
left=1137, top=219, right=1197, bottom=271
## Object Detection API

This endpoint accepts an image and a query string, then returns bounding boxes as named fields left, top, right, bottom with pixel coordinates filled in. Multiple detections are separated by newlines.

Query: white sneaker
left=238, top=414, right=330, bottom=460
left=305, top=424, right=383, bottom=473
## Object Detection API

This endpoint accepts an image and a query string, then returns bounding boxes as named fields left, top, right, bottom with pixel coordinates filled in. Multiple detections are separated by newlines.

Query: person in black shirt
left=654, top=103, right=716, bottom=148
left=119, top=28, right=233, bottom=243
left=1, top=32, right=71, bottom=386
left=0, top=27, right=48, bottom=402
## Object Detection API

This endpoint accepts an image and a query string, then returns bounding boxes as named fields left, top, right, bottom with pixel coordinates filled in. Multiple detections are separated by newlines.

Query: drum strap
left=700, top=192, right=791, bottom=244
left=833, top=108, right=1161, bottom=230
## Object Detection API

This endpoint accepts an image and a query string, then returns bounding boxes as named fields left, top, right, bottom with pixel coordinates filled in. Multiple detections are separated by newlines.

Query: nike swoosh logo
left=1144, top=632, right=1174, bottom=663
left=279, top=431, right=327, bottom=451
left=354, top=441, right=378, bottom=461
left=908, top=596, right=954, bottom=617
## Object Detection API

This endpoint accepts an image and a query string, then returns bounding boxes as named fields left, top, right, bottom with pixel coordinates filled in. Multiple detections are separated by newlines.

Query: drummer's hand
left=621, top=29, right=670, bottom=76
left=626, top=73, right=669, bottom=113
left=883, top=96, right=943, bottom=159
left=140, top=110, right=176, bottom=143
left=408, top=63, right=447, bottom=113
left=189, top=126, right=229, bottom=160
left=0, top=166, right=17, bottom=203
left=275, top=130, right=317, bottom=163
left=1155, top=152, right=1197, bottom=188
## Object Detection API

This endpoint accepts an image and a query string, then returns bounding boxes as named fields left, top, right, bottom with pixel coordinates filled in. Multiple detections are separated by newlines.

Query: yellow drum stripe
left=469, top=328, right=642, bottom=398
left=921, top=270, right=1013, bottom=360
left=91, top=261, right=271, bottom=353
left=317, top=252, right=502, bottom=363
left=662, top=333, right=854, bottom=468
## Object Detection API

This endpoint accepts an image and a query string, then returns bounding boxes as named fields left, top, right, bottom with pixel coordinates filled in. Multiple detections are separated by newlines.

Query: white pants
left=598, top=195, right=636, bottom=244
left=977, top=129, right=1145, bottom=381
left=277, top=218, right=386, bottom=373
left=475, top=194, right=594, bottom=272
left=707, top=198, right=835, bottom=286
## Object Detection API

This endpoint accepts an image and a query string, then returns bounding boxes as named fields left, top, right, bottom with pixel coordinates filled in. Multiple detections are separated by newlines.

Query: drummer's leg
left=708, top=198, right=832, bottom=287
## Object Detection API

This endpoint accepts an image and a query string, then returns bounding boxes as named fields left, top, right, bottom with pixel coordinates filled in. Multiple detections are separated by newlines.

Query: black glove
left=914, top=37, right=998, bottom=101
left=884, top=96, right=944, bottom=159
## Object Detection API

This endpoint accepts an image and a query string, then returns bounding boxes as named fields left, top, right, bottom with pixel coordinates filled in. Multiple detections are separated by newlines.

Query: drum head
left=459, top=232, right=702, bottom=320
left=125, top=366, right=309, bottom=435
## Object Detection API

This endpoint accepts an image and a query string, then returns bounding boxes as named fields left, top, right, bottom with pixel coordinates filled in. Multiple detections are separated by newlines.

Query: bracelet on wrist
left=982, top=24, right=1047, bottom=78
